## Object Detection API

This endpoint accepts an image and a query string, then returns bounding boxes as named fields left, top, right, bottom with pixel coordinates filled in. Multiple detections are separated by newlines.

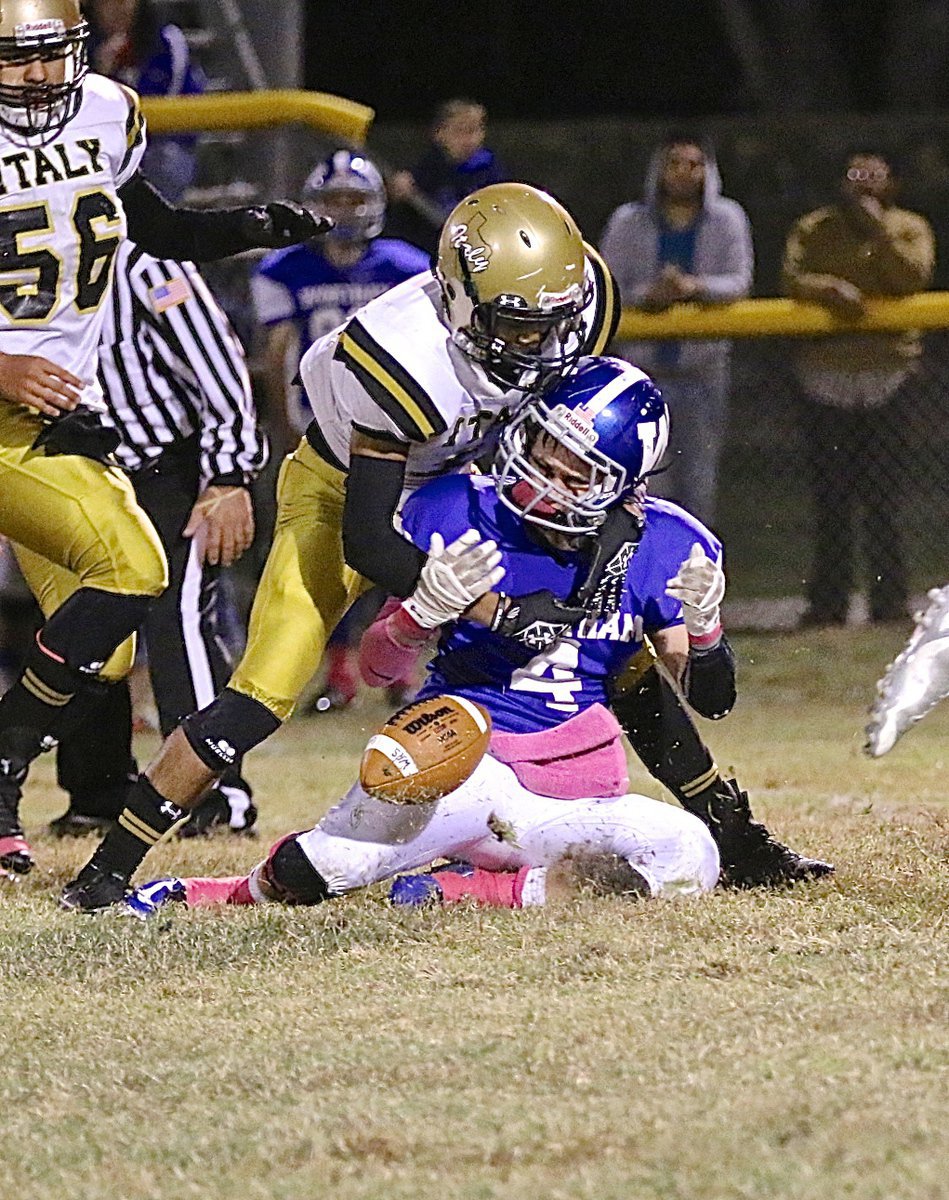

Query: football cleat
left=389, top=872, right=444, bottom=906
left=0, top=760, right=32, bottom=875
left=708, top=778, right=834, bottom=889
left=865, top=585, right=949, bottom=757
left=48, top=809, right=117, bottom=838
left=59, top=863, right=131, bottom=912
left=178, top=783, right=257, bottom=838
left=123, top=877, right=187, bottom=920
left=718, top=831, right=835, bottom=889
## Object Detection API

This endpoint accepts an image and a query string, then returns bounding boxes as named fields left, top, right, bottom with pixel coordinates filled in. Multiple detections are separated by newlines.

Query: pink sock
left=183, top=876, right=254, bottom=907
left=434, top=866, right=531, bottom=908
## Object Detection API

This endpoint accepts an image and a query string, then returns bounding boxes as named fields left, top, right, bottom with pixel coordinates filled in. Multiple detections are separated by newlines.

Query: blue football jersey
left=251, top=238, right=431, bottom=430
left=400, top=475, right=721, bottom=733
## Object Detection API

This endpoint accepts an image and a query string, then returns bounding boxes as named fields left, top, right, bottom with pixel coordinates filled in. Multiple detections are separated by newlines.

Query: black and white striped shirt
left=98, top=241, right=268, bottom=482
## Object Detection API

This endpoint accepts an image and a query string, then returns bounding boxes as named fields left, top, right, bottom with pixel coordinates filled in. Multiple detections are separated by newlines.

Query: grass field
left=2, top=626, right=947, bottom=1200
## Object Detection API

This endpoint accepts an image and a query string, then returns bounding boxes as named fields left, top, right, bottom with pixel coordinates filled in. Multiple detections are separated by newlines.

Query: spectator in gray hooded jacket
left=601, top=135, right=753, bottom=526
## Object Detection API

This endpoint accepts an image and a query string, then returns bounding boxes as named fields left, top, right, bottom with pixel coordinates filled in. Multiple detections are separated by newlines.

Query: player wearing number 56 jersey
left=0, top=0, right=328, bottom=876
left=63, top=182, right=623, bottom=911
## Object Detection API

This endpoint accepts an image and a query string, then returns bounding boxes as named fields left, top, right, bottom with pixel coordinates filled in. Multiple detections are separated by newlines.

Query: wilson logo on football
left=359, top=694, right=491, bottom=805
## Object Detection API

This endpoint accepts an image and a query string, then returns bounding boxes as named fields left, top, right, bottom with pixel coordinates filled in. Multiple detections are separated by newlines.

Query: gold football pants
left=0, top=403, right=167, bottom=681
left=229, top=438, right=371, bottom=720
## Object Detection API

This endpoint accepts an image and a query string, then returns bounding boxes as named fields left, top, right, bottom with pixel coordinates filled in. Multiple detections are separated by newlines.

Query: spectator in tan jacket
left=783, top=151, right=935, bottom=626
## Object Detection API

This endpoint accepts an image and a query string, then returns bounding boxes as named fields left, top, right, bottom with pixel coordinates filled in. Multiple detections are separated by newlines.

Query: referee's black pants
left=56, top=437, right=251, bottom=817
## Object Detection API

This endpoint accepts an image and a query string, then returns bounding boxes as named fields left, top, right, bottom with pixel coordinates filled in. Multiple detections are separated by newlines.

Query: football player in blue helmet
left=253, top=148, right=430, bottom=449
left=301, top=149, right=387, bottom=242
left=122, top=356, right=831, bottom=918
left=493, top=356, right=669, bottom=537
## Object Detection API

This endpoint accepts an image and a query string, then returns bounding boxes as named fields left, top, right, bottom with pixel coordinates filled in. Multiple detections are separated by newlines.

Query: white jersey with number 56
left=0, top=73, right=146, bottom=410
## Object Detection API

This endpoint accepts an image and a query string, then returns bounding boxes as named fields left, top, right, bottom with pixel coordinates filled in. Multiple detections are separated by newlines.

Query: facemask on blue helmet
left=301, top=149, right=386, bottom=242
left=493, top=356, right=669, bottom=535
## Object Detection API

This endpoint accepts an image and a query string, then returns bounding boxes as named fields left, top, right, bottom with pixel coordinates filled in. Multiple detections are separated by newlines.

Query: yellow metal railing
left=140, top=90, right=374, bottom=146
left=615, top=292, right=949, bottom=340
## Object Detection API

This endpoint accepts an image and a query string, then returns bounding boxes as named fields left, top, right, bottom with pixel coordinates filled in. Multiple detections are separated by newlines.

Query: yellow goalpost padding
left=140, top=89, right=375, bottom=146
left=615, top=291, right=949, bottom=340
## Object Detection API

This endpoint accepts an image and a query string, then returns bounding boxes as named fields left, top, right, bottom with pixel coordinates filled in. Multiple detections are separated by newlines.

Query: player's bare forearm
left=464, top=592, right=502, bottom=626
left=652, top=624, right=688, bottom=687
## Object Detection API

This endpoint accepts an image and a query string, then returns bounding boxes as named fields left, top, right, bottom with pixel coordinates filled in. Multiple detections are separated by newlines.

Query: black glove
left=571, top=506, right=644, bottom=619
left=239, top=201, right=334, bottom=249
left=490, top=589, right=586, bottom=651
left=32, top=408, right=120, bottom=463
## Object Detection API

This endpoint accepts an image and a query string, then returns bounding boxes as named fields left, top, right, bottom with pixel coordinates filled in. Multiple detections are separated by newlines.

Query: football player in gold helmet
left=434, top=183, right=593, bottom=390
left=62, top=181, right=623, bottom=911
left=0, top=0, right=89, bottom=140
left=0, top=0, right=328, bottom=876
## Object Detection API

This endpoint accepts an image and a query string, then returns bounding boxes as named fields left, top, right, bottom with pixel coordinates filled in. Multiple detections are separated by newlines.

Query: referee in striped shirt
left=51, top=240, right=268, bottom=838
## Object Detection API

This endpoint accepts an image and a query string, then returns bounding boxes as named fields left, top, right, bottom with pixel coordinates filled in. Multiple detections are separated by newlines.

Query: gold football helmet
left=0, top=0, right=88, bottom=142
left=435, top=182, right=591, bottom=390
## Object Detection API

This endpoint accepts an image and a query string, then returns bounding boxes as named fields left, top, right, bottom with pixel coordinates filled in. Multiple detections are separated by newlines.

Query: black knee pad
left=181, top=687, right=282, bottom=773
left=42, top=588, right=152, bottom=673
left=262, top=836, right=329, bottom=906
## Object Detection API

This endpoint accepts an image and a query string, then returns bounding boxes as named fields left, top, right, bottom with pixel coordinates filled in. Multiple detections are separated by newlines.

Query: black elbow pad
left=684, top=636, right=737, bottom=719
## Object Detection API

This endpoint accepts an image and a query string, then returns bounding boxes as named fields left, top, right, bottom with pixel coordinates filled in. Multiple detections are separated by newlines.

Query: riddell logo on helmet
left=15, top=20, right=66, bottom=40
left=449, top=223, right=491, bottom=273
left=552, top=403, right=598, bottom=445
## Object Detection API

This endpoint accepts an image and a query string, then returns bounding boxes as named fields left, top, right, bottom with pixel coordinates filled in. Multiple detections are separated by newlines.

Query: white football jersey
left=298, top=245, right=618, bottom=496
left=0, top=74, right=146, bottom=410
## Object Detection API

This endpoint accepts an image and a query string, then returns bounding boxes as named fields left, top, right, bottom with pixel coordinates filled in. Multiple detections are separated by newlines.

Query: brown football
left=359, top=693, right=492, bottom=805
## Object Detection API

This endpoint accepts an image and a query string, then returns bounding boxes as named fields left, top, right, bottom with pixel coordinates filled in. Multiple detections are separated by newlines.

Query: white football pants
left=296, top=753, right=720, bottom=900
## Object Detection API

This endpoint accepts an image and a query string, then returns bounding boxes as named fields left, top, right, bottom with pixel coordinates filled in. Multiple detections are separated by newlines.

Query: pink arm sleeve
left=358, top=599, right=433, bottom=688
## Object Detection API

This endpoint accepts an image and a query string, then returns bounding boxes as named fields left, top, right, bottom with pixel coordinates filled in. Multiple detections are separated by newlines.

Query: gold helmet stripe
left=337, top=319, right=447, bottom=442
left=581, top=243, right=620, bottom=356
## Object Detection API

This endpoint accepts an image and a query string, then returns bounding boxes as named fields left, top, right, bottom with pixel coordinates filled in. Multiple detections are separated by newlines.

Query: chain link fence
left=708, top=331, right=949, bottom=624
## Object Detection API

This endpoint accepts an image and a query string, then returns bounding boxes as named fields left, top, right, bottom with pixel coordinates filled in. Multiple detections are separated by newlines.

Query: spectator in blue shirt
left=601, top=135, right=753, bottom=527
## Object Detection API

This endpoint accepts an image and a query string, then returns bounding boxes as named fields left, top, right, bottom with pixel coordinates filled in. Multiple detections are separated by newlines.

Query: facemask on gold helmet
left=0, top=0, right=88, bottom=143
left=435, top=183, right=591, bottom=391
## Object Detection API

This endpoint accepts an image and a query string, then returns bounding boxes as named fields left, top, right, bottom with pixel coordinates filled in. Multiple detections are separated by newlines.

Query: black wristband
left=684, top=635, right=736, bottom=720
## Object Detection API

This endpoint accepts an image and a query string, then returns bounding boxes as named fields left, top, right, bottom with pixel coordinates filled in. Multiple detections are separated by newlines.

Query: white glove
left=665, top=542, right=725, bottom=639
left=402, top=529, right=505, bottom=630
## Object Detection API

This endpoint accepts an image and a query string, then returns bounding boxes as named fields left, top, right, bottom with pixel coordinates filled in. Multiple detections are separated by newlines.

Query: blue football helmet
left=302, top=149, right=386, bottom=241
left=493, top=356, right=669, bottom=535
